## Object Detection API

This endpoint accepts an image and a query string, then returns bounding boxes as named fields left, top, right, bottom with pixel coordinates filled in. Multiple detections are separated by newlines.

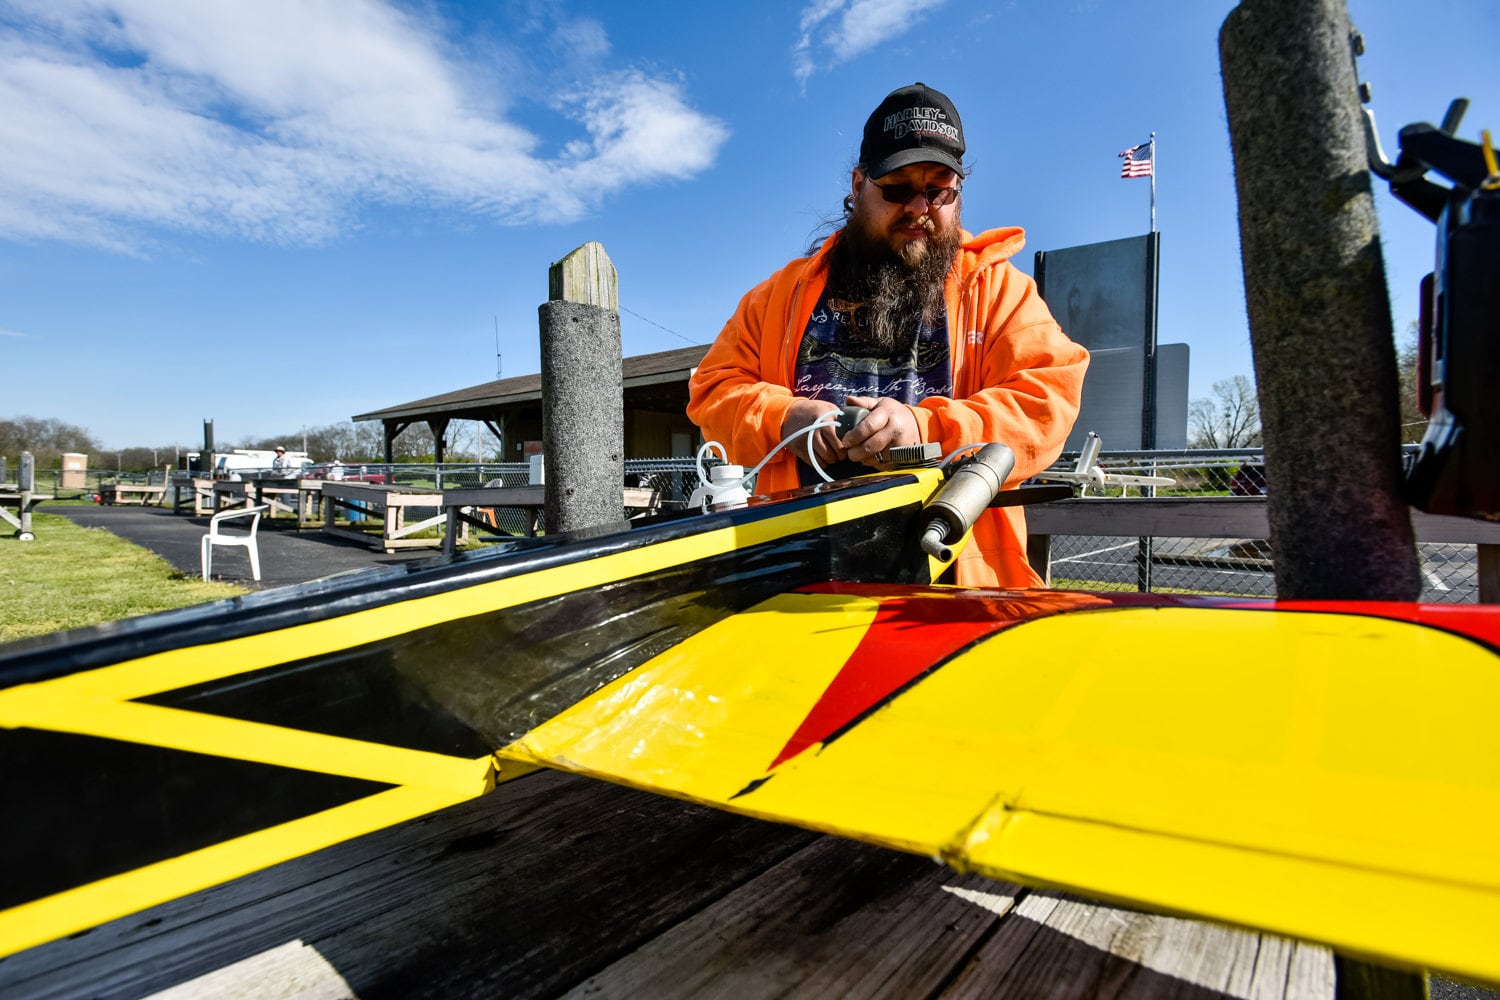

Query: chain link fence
left=8, top=451, right=1486, bottom=603
left=1, top=465, right=176, bottom=496
left=1036, top=447, right=1485, bottom=604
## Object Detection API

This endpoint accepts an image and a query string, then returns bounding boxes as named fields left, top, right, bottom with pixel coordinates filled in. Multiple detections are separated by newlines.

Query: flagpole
left=1149, top=131, right=1157, bottom=233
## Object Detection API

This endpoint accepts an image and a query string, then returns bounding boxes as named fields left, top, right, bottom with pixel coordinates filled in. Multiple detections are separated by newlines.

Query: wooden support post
left=548, top=240, right=619, bottom=311
left=538, top=242, right=625, bottom=535
left=1026, top=533, right=1052, bottom=587
left=1480, top=544, right=1500, bottom=605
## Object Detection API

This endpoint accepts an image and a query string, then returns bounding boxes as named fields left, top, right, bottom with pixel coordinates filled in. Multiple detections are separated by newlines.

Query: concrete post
left=19, top=451, right=34, bottom=492
left=1220, top=0, right=1420, bottom=601
left=538, top=241, right=624, bottom=534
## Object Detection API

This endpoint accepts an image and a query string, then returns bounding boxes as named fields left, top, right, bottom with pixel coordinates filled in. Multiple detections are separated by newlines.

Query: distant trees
left=1186, top=334, right=1426, bottom=452
left=237, top=421, right=509, bottom=463
left=0, top=416, right=99, bottom=468
left=1187, top=375, right=1263, bottom=449
left=1, top=415, right=517, bottom=471
left=241, top=422, right=391, bottom=464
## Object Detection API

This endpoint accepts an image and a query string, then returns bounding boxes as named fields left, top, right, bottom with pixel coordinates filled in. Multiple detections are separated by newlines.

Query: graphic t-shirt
left=792, top=289, right=951, bottom=484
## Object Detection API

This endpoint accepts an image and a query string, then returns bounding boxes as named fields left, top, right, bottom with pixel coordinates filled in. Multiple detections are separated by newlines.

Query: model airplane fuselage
left=0, top=463, right=1496, bottom=988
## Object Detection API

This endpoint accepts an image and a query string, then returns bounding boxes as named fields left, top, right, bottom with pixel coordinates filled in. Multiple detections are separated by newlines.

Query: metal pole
left=1149, top=132, right=1157, bottom=233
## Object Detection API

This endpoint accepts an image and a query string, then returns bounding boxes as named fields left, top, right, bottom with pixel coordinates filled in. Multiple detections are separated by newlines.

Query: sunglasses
left=869, top=178, right=960, bottom=208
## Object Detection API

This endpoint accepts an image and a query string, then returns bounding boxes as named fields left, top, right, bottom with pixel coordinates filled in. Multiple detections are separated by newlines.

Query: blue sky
left=0, top=0, right=1493, bottom=452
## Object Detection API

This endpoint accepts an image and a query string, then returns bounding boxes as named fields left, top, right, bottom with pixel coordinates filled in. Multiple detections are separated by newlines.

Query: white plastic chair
left=202, top=505, right=268, bottom=581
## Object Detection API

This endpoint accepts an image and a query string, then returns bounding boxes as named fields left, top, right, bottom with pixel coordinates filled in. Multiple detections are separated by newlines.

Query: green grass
left=0, top=513, right=247, bottom=643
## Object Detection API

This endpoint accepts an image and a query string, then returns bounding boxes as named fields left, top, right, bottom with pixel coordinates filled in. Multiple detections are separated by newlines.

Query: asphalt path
left=49, top=502, right=441, bottom=590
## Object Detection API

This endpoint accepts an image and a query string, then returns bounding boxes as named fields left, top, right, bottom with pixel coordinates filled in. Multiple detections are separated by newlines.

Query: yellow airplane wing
left=501, top=583, right=1500, bottom=986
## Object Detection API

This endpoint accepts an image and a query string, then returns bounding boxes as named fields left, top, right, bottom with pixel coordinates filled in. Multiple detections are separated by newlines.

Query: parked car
left=300, top=462, right=389, bottom=484
left=1228, top=463, right=1268, bottom=496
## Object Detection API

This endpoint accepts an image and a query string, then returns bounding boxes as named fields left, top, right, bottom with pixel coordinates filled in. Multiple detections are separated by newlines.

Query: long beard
left=827, top=213, right=961, bottom=352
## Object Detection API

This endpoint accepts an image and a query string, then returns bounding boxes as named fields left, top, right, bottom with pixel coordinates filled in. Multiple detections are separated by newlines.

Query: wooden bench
left=438, top=485, right=661, bottom=554
left=320, top=481, right=451, bottom=553
left=211, top=480, right=254, bottom=512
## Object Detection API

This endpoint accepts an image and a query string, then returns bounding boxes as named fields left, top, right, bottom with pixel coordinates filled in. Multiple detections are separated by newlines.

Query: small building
left=353, top=345, right=709, bottom=463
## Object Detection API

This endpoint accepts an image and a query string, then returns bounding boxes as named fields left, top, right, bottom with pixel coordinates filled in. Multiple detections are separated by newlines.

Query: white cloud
left=0, top=0, right=728, bottom=250
left=793, top=0, right=949, bottom=87
left=553, top=17, right=611, bottom=62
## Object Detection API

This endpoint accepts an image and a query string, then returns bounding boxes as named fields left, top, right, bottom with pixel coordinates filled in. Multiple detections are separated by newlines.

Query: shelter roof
left=352, top=344, right=709, bottom=424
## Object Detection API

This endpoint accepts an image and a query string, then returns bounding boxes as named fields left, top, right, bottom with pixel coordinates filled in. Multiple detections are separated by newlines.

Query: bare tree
left=1188, top=375, right=1263, bottom=449
left=443, top=421, right=481, bottom=462
left=1396, top=323, right=1427, bottom=445
left=388, top=423, right=434, bottom=460
left=239, top=421, right=403, bottom=463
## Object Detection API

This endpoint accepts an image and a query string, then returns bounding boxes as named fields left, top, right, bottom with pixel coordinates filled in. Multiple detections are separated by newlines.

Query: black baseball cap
left=859, top=82, right=965, bottom=179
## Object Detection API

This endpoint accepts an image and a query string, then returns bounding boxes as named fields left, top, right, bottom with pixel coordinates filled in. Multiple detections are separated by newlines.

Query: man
left=687, top=82, right=1088, bottom=588
left=271, top=446, right=292, bottom=475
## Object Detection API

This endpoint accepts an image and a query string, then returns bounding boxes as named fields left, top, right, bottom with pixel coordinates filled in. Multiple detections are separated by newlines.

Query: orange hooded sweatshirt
left=687, top=226, right=1089, bottom=589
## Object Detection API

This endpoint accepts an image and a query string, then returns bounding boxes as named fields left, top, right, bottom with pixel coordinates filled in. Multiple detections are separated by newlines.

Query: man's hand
left=842, top=395, right=920, bottom=470
left=782, top=398, right=845, bottom=468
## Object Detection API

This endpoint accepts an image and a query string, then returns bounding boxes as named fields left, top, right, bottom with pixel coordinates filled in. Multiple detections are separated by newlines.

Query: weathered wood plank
left=316, top=793, right=819, bottom=998
left=1024, top=498, right=1500, bottom=545
left=141, top=938, right=356, bottom=999
left=1479, top=545, right=1499, bottom=604
left=0, top=771, right=817, bottom=1000
left=548, top=240, right=618, bottom=310
left=0, top=769, right=1361, bottom=999
left=939, top=892, right=1332, bottom=1000
left=561, top=836, right=1021, bottom=999
left=1025, top=498, right=1269, bottom=538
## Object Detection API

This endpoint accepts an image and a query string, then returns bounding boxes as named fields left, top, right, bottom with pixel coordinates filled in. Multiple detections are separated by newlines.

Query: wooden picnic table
left=210, top=479, right=255, bottom=513
left=290, top=477, right=329, bottom=529
left=239, top=476, right=311, bottom=524
left=169, top=477, right=216, bottom=516
left=0, top=768, right=1336, bottom=998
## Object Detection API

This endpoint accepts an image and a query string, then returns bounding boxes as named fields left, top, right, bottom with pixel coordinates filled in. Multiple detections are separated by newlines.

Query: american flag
left=1119, top=142, right=1153, bottom=178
